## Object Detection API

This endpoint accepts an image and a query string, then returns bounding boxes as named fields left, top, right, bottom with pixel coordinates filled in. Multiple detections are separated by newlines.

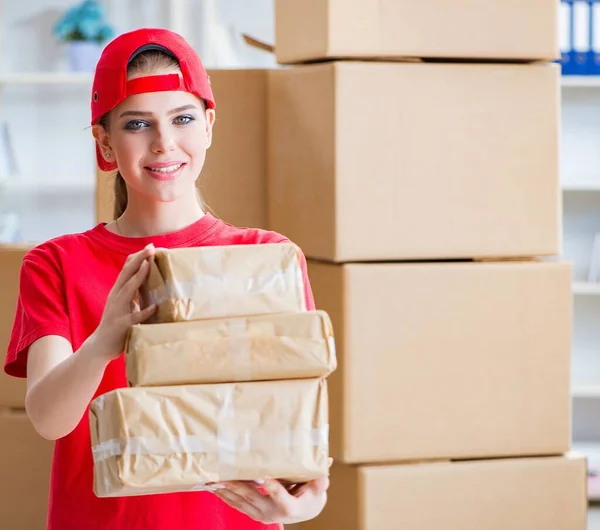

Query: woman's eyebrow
left=168, top=104, right=197, bottom=114
left=119, top=104, right=198, bottom=119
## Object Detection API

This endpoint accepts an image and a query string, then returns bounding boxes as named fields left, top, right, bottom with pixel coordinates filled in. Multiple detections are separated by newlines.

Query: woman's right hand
left=93, top=243, right=157, bottom=362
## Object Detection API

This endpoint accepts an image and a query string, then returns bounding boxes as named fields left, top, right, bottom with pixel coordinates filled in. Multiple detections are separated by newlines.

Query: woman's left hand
left=212, top=476, right=330, bottom=524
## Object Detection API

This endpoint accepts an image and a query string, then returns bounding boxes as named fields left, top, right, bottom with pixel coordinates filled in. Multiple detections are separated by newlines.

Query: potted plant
left=53, top=1, right=115, bottom=72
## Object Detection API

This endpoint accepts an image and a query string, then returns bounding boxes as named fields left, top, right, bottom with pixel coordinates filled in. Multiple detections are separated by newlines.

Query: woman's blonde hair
left=97, top=50, right=201, bottom=220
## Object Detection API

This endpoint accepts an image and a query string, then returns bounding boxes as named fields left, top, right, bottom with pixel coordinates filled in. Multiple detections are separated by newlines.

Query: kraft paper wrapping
left=89, top=378, right=329, bottom=498
left=138, top=243, right=306, bottom=323
left=125, top=310, right=337, bottom=387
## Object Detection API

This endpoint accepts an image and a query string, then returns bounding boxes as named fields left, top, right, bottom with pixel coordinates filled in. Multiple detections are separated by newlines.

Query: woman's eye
left=173, top=115, right=195, bottom=125
left=124, top=120, right=148, bottom=130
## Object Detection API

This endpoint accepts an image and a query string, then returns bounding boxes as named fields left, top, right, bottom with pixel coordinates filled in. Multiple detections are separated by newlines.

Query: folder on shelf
left=560, top=0, right=600, bottom=76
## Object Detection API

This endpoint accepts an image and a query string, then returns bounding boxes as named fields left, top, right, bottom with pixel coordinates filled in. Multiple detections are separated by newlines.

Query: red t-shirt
left=4, top=213, right=316, bottom=530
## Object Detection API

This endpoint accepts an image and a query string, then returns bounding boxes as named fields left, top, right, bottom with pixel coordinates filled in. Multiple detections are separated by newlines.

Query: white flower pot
left=67, top=41, right=103, bottom=72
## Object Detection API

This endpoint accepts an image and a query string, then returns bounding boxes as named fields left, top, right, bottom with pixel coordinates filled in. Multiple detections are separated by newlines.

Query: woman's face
left=94, top=68, right=215, bottom=205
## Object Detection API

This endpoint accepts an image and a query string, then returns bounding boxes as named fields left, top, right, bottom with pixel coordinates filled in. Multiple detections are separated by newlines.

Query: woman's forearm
left=25, top=334, right=110, bottom=441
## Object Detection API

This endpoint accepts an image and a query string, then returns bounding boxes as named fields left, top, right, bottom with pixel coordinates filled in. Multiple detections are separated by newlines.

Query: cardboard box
left=308, top=259, right=571, bottom=463
left=139, top=243, right=307, bottom=323
left=0, top=410, right=53, bottom=530
left=96, top=69, right=269, bottom=228
left=288, top=456, right=587, bottom=530
left=274, top=0, right=559, bottom=64
left=89, top=378, right=329, bottom=497
left=0, top=245, right=30, bottom=407
left=200, top=69, right=269, bottom=229
left=95, top=169, right=115, bottom=223
left=269, top=62, right=560, bottom=262
left=126, top=310, right=336, bottom=387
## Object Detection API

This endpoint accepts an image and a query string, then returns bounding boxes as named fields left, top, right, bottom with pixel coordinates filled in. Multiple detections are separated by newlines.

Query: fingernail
left=211, top=484, right=226, bottom=490
left=254, top=479, right=265, bottom=485
left=145, top=243, right=154, bottom=249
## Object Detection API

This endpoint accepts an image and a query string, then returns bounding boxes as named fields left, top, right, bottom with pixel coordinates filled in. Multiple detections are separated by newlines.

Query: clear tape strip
left=216, top=384, right=237, bottom=468
left=200, top=248, right=226, bottom=317
left=92, top=426, right=329, bottom=463
left=143, top=268, right=300, bottom=309
left=226, top=319, right=252, bottom=381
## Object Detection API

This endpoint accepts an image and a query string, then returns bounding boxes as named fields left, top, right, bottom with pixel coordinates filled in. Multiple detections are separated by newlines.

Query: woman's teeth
left=148, top=164, right=182, bottom=173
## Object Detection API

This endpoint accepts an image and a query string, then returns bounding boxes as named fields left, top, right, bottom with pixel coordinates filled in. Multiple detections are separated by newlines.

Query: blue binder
left=560, top=0, right=575, bottom=74
left=560, top=0, right=595, bottom=75
left=591, top=0, right=600, bottom=74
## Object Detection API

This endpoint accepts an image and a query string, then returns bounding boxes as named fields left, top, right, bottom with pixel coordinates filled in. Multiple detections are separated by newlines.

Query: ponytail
left=113, top=171, right=128, bottom=220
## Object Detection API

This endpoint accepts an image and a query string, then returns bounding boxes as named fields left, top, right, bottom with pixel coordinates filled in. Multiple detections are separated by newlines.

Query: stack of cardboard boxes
left=89, top=244, right=336, bottom=496
left=268, top=1, right=588, bottom=528
left=0, top=245, right=54, bottom=529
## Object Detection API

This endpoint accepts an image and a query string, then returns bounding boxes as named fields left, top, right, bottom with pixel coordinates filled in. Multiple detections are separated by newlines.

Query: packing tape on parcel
left=143, top=267, right=303, bottom=317
left=225, top=318, right=252, bottom=381
left=91, top=426, right=329, bottom=463
left=215, top=383, right=237, bottom=469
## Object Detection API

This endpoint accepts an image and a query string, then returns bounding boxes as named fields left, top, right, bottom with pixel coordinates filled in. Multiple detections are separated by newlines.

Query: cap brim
left=96, top=143, right=117, bottom=172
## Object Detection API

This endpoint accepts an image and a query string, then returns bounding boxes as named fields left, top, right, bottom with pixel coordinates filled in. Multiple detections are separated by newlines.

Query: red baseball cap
left=91, top=28, right=215, bottom=171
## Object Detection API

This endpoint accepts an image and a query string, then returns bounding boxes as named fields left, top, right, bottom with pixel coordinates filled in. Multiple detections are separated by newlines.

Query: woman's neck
left=114, top=195, right=205, bottom=238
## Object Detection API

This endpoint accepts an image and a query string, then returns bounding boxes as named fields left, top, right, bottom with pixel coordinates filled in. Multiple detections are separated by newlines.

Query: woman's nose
left=151, top=127, right=176, bottom=154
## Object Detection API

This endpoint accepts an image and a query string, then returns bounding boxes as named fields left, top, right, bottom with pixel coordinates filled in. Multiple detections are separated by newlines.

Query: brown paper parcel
left=89, top=378, right=329, bottom=498
left=139, top=243, right=307, bottom=323
left=126, top=310, right=337, bottom=387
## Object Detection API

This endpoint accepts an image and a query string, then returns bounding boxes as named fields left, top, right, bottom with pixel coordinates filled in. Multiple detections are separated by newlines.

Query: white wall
left=0, top=0, right=275, bottom=243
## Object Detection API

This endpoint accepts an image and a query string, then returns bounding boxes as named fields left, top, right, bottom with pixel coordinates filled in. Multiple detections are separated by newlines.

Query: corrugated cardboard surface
left=0, top=246, right=30, bottom=407
left=308, top=260, right=572, bottom=463
left=275, top=0, right=558, bottom=63
left=288, top=456, right=587, bottom=530
left=90, top=378, right=329, bottom=497
left=126, top=310, right=336, bottom=386
left=96, top=69, right=269, bottom=229
left=269, top=62, right=560, bottom=262
left=200, top=69, right=269, bottom=229
left=0, top=411, right=53, bottom=530
left=95, top=168, right=116, bottom=223
left=139, top=244, right=306, bottom=323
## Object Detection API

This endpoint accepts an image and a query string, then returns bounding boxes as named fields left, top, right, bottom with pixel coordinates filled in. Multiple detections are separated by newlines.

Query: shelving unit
left=0, top=0, right=212, bottom=243
left=0, top=72, right=93, bottom=84
left=562, top=76, right=600, bottom=503
left=0, top=0, right=261, bottom=243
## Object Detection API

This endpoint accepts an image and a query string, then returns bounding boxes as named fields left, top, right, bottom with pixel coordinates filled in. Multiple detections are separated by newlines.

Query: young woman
left=3, top=28, right=328, bottom=530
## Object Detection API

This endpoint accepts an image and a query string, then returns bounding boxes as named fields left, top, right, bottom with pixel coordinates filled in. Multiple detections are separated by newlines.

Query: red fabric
left=126, top=73, right=185, bottom=95
left=4, top=214, right=315, bottom=530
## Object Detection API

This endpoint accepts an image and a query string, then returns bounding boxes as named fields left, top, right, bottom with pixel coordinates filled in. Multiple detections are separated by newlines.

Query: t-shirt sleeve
left=4, top=245, right=72, bottom=378
left=269, top=236, right=316, bottom=311
left=297, top=247, right=316, bottom=311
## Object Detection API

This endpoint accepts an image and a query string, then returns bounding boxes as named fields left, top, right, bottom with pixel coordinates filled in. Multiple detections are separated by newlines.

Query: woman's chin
left=125, top=174, right=197, bottom=204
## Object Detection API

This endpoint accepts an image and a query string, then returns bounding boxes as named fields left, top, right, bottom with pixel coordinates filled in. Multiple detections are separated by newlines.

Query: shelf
left=0, top=72, right=93, bottom=85
left=562, top=76, right=600, bottom=88
left=573, top=282, right=600, bottom=295
left=572, top=443, right=600, bottom=502
left=0, top=179, right=95, bottom=195
left=572, top=385, right=600, bottom=398
left=563, top=183, right=600, bottom=191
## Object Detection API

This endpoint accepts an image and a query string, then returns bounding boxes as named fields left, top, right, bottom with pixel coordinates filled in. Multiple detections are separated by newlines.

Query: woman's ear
left=92, top=124, right=114, bottom=162
left=205, top=109, right=216, bottom=149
